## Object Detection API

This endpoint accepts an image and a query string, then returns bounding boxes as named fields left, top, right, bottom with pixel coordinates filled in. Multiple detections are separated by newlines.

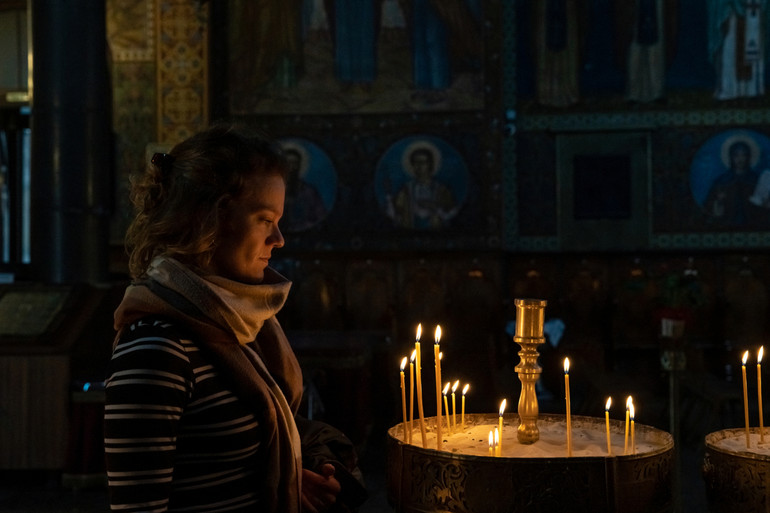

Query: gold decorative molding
left=155, top=0, right=208, bottom=144
left=107, top=0, right=155, bottom=62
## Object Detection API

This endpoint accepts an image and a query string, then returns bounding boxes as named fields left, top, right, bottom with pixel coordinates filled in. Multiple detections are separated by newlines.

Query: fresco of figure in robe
left=401, top=0, right=483, bottom=105
left=615, top=0, right=678, bottom=103
left=708, top=0, right=767, bottom=100
left=532, top=0, right=583, bottom=107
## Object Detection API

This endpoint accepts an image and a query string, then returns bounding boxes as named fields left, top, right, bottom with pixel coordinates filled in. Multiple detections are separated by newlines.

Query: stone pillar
left=30, top=0, right=112, bottom=284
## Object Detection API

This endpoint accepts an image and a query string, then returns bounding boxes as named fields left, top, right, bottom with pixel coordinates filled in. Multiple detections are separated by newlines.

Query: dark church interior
left=2, top=0, right=770, bottom=512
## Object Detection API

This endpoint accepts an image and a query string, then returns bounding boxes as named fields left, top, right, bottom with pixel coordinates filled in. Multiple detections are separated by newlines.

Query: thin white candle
left=451, top=380, right=459, bottom=432
left=624, top=396, right=632, bottom=454
left=743, top=350, right=750, bottom=448
left=605, top=397, right=612, bottom=455
left=434, top=326, right=442, bottom=451
left=415, top=324, right=427, bottom=447
left=400, top=357, right=408, bottom=442
left=757, top=346, right=765, bottom=444
left=564, top=358, right=572, bottom=457
left=442, top=382, right=451, bottom=434
left=461, top=383, right=469, bottom=429
left=409, top=350, right=416, bottom=444
left=630, top=403, right=636, bottom=455
left=499, top=398, right=507, bottom=454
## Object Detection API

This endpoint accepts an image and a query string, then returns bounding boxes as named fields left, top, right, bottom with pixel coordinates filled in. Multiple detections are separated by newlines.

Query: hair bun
left=151, top=152, right=175, bottom=173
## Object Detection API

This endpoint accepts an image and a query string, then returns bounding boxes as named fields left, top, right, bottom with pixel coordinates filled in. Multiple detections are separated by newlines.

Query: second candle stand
left=514, top=298, right=547, bottom=444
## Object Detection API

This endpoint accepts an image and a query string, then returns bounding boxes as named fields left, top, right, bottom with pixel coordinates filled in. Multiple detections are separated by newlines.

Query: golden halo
left=720, top=134, right=760, bottom=169
left=280, top=139, right=311, bottom=179
left=401, top=140, right=442, bottom=177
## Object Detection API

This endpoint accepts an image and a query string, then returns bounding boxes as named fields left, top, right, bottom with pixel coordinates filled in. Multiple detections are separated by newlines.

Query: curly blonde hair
left=125, top=123, right=288, bottom=279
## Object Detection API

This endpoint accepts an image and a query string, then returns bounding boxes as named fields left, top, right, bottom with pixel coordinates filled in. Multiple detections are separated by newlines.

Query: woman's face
left=209, top=172, right=286, bottom=284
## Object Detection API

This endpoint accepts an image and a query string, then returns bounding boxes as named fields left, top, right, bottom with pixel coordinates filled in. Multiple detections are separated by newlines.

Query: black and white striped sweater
left=104, top=317, right=266, bottom=512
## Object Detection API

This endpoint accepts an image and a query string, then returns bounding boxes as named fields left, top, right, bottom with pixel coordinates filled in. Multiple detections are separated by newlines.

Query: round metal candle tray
left=703, top=428, right=770, bottom=513
left=387, top=413, right=674, bottom=513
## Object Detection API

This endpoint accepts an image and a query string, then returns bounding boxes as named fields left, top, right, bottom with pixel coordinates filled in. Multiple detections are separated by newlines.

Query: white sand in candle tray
left=711, top=432, right=770, bottom=456
left=400, top=414, right=669, bottom=458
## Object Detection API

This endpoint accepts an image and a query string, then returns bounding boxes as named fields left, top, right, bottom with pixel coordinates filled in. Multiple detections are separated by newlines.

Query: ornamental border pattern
left=518, top=109, right=770, bottom=132
left=107, top=0, right=155, bottom=62
left=155, top=0, right=209, bottom=145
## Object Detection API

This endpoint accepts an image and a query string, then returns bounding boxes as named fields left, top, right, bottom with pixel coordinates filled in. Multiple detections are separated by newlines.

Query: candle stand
left=386, top=413, right=674, bottom=513
left=513, top=298, right=547, bottom=444
left=659, top=317, right=686, bottom=513
left=703, top=428, right=770, bottom=513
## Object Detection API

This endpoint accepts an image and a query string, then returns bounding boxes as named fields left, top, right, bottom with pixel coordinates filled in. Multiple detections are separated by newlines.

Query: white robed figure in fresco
left=616, top=0, right=678, bottom=103
left=708, top=0, right=767, bottom=100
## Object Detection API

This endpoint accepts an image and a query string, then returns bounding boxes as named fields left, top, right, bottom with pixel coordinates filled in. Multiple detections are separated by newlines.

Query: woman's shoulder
left=111, top=316, right=200, bottom=378
left=121, top=315, right=185, bottom=338
left=116, top=315, right=197, bottom=353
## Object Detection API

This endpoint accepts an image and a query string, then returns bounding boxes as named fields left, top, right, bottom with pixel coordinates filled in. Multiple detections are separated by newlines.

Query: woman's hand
left=301, top=463, right=342, bottom=513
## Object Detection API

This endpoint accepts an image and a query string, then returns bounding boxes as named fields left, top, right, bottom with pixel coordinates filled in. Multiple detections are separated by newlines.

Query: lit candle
left=434, top=325, right=443, bottom=451
left=443, top=382, right=451, bottom=434
left=564, top=358, right=572, bottom=457
left=400, top=357, right=408, bottom=442
left=630, top=403, right=636, bottom=455
left=409, top=350, right=416, bottom=444
left=624, top=396, right=632, bottom=454
left=605, top=397, right=612, bottom=455
left=488, top=430, right=494, bottom=456
left=759, top=346, right=765, bottom=444
left=461, top=384, right=469, bottom=430
left=415, top=324, right=427, bottom=448
left=743, top=350, right=750, bottom=448
left=451, top=380, right=459, bottom=432
left=499, top=398, right=507, bottom=454
left=494, top=427, right=500, bottom=457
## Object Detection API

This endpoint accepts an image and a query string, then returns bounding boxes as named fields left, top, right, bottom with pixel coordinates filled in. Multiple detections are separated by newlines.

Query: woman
left=104, top=123, right=363, bottom=512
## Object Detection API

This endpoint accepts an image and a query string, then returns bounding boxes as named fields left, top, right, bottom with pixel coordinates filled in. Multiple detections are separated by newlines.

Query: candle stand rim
left=705, top=427, right=770, bottom=462
left=388, top=412, right=673, bottom=461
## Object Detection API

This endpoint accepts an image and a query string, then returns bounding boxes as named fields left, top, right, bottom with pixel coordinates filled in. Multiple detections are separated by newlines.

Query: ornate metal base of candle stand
left=514, top=298, right=547, bottom=444
left=703, top=428, right=770, bottom=513
left=386, top=413, right=674, bottom=513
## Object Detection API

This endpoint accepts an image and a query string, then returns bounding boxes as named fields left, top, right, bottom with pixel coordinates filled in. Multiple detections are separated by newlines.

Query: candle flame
left=626, top=396, right=633, bottom=409
left=489, top=430, right=494, bottom=448
left=416, top=323, right=422, bottom=341
left=494, top=427, right=499, bottom=446
left=439, top=352, right=443, bottom=360
left=499, top=399, right=507, bottom=416
left=452, top=380, right=459, bottom=393
left=760, top=346, right=765, bottom=364
left=410, top=350, right=416, bottom=363
left=606, top=397, right=612, bottom=411
left=434, top=325, right=442, bottom=344
left=462, top=384, right=470, bottom=395
left=563, top=357, right=570, bottom=374
left=743, top=350, right=749, bottom=366
left=442, top=382, right=450, bottom=395
left=400, top=357, right=407, bottom=371
left=630, top=403, right=635, bottom=420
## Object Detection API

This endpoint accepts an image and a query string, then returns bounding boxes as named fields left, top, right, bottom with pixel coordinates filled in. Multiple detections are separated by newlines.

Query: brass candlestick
left=514, top=298, right=547, bottom=444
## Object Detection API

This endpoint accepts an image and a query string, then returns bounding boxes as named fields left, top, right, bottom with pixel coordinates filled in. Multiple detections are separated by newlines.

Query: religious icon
left=375, top=136, right=469, bottom=230
left=689, top=129, right=770, bottom=229
left=278, top=138, right=337, bottom=233
left=709, top=0, right=767, bottom=100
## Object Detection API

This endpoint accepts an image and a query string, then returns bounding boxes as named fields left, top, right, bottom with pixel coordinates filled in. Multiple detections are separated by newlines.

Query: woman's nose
left=271, top=224, right=285, bottom=247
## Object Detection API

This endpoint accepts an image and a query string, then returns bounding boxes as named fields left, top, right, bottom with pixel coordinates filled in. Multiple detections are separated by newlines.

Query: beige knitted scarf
left=113, top=256, right=303, bottom=513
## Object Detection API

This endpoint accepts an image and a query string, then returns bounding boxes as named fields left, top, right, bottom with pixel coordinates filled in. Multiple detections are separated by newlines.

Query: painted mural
left=224, top=0, right=485, bottom=114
